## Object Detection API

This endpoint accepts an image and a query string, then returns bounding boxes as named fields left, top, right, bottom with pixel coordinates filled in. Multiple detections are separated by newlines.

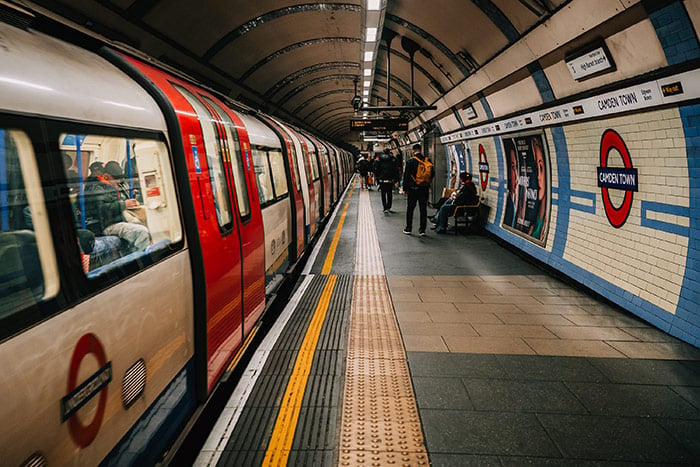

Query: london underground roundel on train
left=61, top=333, right=112, bottom=447
left=597, top=129, right=638, bottom=228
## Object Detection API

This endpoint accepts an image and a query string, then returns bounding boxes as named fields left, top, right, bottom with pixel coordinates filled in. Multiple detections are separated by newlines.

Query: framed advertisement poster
left=501, top=132, right=550, bottom=246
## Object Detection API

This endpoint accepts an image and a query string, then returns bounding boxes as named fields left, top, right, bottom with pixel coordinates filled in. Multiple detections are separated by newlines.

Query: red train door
left=124, top=56, right=245, bottom=393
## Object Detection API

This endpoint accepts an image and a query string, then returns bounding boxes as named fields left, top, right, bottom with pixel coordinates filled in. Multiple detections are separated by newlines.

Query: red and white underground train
left=0, top=11, right=353, bottom=465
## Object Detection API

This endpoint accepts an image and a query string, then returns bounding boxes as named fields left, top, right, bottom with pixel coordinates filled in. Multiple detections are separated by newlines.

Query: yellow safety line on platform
left=322, top=202, right=349, bottom=275
left=262, top=274, right=337, bottom=467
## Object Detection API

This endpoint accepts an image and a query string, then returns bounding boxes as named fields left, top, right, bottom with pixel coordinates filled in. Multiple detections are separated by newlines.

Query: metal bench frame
left=452, top=199, right=481, bottom=234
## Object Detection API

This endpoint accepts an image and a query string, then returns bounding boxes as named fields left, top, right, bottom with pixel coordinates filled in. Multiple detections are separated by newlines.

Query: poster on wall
left=446, top=144, right=460, bottom=190
left=501, top=132, right=550, bottom=246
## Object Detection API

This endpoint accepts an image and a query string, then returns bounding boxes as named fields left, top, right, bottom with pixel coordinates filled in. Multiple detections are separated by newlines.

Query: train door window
left=0, top=128, right=59, bottom=320
left=300, top=145, right=313, bottom=184
left=58, top=132, right=183, bottom=278
left=268, top=149, right=289, bottom=198
left=172, top=84, right=233, bottom=232
left=308, top=147, right=320, bottom=181
left=287, top=142, right=301, bottom=193
left=201, top=96, right=251, bottom=219
left=252, top=147, right=275, bottom=205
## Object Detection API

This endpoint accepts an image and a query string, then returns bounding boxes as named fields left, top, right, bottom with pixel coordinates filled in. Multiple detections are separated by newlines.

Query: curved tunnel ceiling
left=23, top=0, right=569, bottom=144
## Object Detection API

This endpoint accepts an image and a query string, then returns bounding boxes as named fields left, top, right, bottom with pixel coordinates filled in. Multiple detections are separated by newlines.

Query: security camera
left=352, top=95, right=362, bottom=112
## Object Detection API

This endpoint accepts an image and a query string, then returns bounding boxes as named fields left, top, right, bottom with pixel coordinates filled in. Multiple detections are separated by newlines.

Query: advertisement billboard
left=501, top=132, right=550, bottom=245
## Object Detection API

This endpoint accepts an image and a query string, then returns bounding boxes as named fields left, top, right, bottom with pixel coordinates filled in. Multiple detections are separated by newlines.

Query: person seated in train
left=84, top=161, right=151, bottom=251
left=104, top=161, right=145, bottom=224
left=88, top=160, right=105, bottom=180
left=430, top=172, right=478, bottom=234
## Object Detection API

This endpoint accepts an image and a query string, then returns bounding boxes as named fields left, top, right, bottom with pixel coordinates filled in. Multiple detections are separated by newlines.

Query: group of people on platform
left=355, top=143, right=479, bottom=237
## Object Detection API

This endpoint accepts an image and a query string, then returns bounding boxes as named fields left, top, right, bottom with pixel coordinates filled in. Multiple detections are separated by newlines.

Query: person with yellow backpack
left=402, top=144, right=434, bottom=236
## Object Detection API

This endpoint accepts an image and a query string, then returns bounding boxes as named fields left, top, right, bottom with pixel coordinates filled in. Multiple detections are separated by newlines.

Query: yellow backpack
left=412, top=156, right=433, bottom=187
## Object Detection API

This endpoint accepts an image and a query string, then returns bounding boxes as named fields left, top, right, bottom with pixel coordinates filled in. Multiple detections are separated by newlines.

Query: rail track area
left=191, top=179, right=700, bottom=466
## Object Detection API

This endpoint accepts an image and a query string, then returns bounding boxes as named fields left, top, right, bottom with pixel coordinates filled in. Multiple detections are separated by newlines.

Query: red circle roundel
left=478, top=144, right=489, bottom=191
left=65, top=333, right=111, bottom=447
left=599, top=129, right=634, bottom=228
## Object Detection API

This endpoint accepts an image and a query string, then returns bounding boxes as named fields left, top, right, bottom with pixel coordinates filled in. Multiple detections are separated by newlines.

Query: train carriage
left=0, top=21, right=194, bottom=465
left=0, top=15, right=349, bottom=465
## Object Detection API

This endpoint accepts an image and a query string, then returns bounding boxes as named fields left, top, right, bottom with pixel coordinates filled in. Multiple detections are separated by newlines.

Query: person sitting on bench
left=431, top=172, right=478, bottom=234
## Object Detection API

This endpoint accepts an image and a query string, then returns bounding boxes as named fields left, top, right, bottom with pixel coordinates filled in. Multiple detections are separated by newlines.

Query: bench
left=452, top=198, right=482, bottom=234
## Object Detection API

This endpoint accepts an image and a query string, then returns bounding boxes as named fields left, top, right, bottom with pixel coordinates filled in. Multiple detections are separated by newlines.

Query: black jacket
left=374, top=154, right=398, bottom=183
left=356, top=158, right=370, bottom=176
left=83, top=177, right=125, bottom=233
left=403, top=154, right=432, bottom=190
left=454, top=182, right=479, bottom=206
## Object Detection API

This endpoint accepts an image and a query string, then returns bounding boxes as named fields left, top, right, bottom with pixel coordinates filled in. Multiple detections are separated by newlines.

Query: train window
left=201, top=96, right=251, bottom=219
left=172, top=84, right=233, bottom=232
left=59, top=133, right=183, bottom=277
left=0, top=128, right=59, bottom=318
left=268, top=149, right=289, bottom=198
left=252, top=148, right=274, bottom=205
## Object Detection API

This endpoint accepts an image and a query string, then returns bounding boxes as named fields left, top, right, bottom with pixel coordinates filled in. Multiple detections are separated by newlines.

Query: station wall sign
left=440, top=68, right=700, bottom=144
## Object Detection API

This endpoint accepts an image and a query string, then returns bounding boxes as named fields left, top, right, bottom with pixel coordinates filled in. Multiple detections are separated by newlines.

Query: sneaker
left=435, top=228, right=446, bottom=234
left=419, top=231, right=426, bottom=237
left=403, top=229, right=411, bottom=235
left=384, top=209, right=389, bottom=214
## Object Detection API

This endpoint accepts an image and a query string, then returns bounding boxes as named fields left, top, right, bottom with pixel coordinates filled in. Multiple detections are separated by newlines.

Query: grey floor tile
left=421, top=409, right=561, bottom=457
left=654, top=418, right=700, bottom=457
left=566, top=382, right=700, bottom=419
left=671, top=385, right=700, bottom=409
left=537, top=414, right=694, bottom=463
left=429, top=453, right=502, bottom=466
left=499, top=457, right=636, bottom=466
left=494, top=354, right=609, bottom=382
left=413, top=376, right=474, bottom=410
left=463, top=379, right=587, bottom=414
left=589, top=358, right=700, bottom=385
left=407, top=352, right=506, bottom=378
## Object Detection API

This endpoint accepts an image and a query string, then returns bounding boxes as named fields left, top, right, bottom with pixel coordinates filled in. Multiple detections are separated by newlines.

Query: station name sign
left=440, top=68, right=700, bottom=144
left=350, top=118, right=408, bottom=132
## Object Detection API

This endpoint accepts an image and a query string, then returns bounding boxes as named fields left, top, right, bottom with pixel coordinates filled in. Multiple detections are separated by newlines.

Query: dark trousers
left=405, top=187, right=429, bottom=232
left=380, top=182, right=393, bottom=210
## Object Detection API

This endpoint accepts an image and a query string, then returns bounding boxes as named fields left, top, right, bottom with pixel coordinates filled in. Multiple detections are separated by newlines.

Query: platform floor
left=196, top=180, right=700, bottom=466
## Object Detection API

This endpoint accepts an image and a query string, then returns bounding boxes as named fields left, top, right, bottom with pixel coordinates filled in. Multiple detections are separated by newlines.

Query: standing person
left=374, top=148, right=399, bottom=213
left=356, top=155, right=371, bottom=189
left=402, top=144, right=434, bottom=236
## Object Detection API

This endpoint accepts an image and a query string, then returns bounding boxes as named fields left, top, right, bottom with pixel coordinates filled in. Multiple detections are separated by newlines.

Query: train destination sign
left=350, top=118, right=408, bottom=132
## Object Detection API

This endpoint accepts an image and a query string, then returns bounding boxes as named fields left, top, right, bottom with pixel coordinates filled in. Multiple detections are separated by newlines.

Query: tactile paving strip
left=338, top=190, right=428, bottom=466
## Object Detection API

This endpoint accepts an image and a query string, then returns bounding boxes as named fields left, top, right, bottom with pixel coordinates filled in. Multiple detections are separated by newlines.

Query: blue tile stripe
left=453, top=107, right=465, bottom=128
left=677, top=103, right=700, bottom=346
left=550, top=126, right=570, bottom=260
left=645, top=1, right=700, bottom=65
left=527, top=62, right=555, bottom=103
left=471, top=0, right=519, bottom=43
left=569, top=189, right=596, bottom=214
left=640, top=200, right=690, bottom=237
